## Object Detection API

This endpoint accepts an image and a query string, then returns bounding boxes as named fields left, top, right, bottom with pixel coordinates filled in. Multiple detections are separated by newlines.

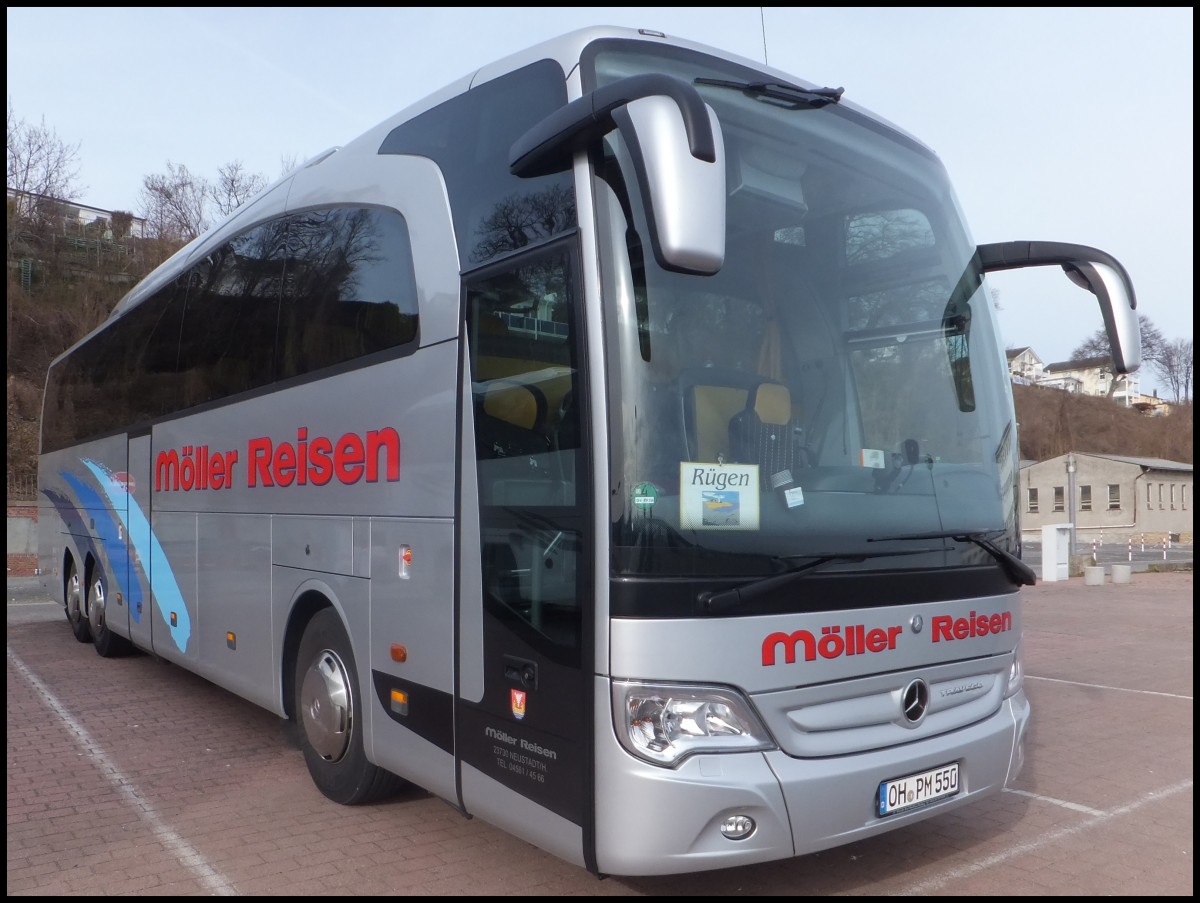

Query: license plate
left=878, top=762, right=960, bottom=816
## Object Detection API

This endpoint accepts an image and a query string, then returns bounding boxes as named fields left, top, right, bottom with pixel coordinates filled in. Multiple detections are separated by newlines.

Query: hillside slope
left=1012, top=383, right=1192, bottom=464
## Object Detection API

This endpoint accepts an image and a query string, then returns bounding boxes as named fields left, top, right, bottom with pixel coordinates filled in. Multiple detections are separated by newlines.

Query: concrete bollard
left=1084, top=566, right=1106, bottom=586
left=1111, top=564, right=1132, bottom=585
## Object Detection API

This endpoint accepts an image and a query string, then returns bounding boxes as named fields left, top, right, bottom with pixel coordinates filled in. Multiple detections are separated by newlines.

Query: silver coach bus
left=38, top=26, right=1139, bottom=876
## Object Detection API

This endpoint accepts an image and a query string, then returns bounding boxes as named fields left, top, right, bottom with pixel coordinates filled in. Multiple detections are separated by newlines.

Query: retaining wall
left=7, top=504, right=37, bottom=576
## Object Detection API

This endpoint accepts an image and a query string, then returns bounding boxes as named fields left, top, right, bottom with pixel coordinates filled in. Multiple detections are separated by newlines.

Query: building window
left=1108, top=484, right=1121, bottom=510
left=1184, top=485, right=1189, bottom=511
left=1170, top=484, right=1176, bottom=509
left=1147, top=483, right=1153, bottom=510
left=1080, top=485, right=1092, bottom=512
left=1053, top=486, right=1064, bottom=512
left=1027, top=488, right=1039, bottom=513
left=1158, top=483, right=1164, bottom=510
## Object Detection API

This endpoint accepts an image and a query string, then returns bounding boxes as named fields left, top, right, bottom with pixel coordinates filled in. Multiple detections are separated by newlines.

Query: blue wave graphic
left=82, top=459, right=191, bottom=652
left=59, top=470, right=129, bottom=609
left=43, top=486, right=90, bottom=546
left=59, top=467, right=144, bottom=624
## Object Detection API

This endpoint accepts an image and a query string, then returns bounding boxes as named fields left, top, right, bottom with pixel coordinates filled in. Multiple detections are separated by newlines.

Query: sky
left=7, top=7, right=1193, bottom=393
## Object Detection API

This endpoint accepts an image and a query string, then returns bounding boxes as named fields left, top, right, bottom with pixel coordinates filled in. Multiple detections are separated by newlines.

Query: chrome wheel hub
left=300, top=649, right=352, bottom=762
left=67, top=571, right=83, bottom=625
left=87, top=579, right=107, bottom=636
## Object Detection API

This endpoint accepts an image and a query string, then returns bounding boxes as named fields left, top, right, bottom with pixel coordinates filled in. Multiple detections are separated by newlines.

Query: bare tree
left=1071, top=314, right=1165, bottom=366
left=6, top=99, right=85, bottom=248
left=211, top=159, right=267, bottom=218
left=470, top=184, right=576, bottom=263
left=1071, top=314, right=1168, bottom=397
left=139, top=161, right=210, bottom=242
left=1153, top=338, right=1193, bottom=404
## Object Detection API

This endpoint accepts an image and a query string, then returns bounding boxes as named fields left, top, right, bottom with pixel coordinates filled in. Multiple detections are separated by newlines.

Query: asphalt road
left=7, top=572, right=1193, bottom=895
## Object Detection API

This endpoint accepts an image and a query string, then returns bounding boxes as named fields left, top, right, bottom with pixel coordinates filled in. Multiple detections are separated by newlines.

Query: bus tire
left=294, top=607, right=404, bottom=805
left=88, top=567, right=133, bottom=658
left=65, top=560, right=92, bottom=644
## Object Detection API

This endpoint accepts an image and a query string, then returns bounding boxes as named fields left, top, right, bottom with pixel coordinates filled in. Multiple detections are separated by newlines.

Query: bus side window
left=177, top=225, right=285, bottom=408
left=278, top=207, right=418, bottom=380
left=466, top=245, right=585, bottom=648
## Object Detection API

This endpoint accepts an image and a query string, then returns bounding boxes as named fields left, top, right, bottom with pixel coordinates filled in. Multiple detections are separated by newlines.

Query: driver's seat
left=728, top=381, right=810, bottom=479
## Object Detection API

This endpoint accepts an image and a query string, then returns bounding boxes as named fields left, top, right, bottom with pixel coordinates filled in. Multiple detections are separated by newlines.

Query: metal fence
left=7, top=473, right=38, bottom=503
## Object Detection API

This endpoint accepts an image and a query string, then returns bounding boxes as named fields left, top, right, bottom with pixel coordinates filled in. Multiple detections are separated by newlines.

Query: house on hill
left=1019, top=452, right=1192, bottom=542
left=1039, top=355, right=1139, bottom=403
left=1006, top=347, right=1044, bottom=385
left=1007, top=347, right=1169, bottom=414
left=7, top=187, right=146, bottom=239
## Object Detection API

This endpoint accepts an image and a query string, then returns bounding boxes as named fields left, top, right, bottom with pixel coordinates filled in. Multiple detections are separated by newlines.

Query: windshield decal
left=680, top=462, right=760, bottom=530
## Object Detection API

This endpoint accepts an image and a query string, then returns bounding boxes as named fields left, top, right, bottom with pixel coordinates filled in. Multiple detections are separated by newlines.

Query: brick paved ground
left=7, top=572, right=1192, bottom=895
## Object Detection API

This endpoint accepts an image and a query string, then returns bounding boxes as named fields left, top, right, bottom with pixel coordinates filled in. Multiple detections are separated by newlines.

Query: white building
left=7, top=187, right=146, bottom=239
left=1019, top=452, right=1192, bottom=541
left=1039, top=355, right=1140, bottom=403
left=1005, top=346, right=1044, bottom=385
left=1008, top=346, right=1170, bottom=413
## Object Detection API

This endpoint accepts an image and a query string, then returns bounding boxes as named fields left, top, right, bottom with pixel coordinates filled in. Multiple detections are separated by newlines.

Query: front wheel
left=294, top=607, right=404, bottom=805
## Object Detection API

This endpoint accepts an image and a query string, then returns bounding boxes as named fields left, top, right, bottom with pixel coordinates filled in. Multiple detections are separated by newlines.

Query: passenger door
left=456, top=242, right=594, bottom=867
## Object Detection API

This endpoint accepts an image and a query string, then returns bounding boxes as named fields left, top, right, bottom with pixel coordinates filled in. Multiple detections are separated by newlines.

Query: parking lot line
left=8, top=647, right=239, bottom=897
left=1027, top=674, right=1192, bottom=700
left=896, top=778, right=1193, bottom=897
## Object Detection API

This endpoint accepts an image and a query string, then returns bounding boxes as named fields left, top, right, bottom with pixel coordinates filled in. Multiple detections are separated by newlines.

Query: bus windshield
left=588, top=41, right=1018, bottom=586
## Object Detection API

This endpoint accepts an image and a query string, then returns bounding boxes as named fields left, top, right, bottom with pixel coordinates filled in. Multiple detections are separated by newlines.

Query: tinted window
left=467, top=245, right=586, bottom=649
left=42, top=205, right=420, bottom=451
left=41, top=330, right=112, bottom=453
left=41, top=273, right=189, bottom=452
left=177, top=220, right=288, bottom=407
left=276, top=207, right=418, bottom=378
left=379, top=58, right=576, bottom=267
left=111, top=274, right=190, bottom=426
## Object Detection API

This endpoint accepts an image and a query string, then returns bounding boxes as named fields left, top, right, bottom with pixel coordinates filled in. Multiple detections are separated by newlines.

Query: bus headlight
left=612, top=681, right=775, bottom=766
left=1004, top=642, right=1025, bottom=699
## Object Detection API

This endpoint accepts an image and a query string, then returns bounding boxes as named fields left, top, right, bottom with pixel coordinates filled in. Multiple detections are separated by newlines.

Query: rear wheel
left=88, top=568, right=133, bottom=658
left=65, top=560, right=91, bottom=644
left=294, top=607, right=404, bottom=804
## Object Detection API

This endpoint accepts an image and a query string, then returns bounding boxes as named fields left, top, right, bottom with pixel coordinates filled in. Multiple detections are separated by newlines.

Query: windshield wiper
left=868, top=530, right=1037, bottom=587
left=694, top=77, right=844, bottom=108
left=699, top=548, right=935, bottom=615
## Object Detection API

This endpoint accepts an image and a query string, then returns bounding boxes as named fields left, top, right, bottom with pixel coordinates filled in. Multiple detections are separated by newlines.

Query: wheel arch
left=281, top=586, right=339, bottom=722
left=83, top=550, right=98, bottom=592
left=59, top=539, right=96, bottom=604
left=61, top=547, right=77, bottom=601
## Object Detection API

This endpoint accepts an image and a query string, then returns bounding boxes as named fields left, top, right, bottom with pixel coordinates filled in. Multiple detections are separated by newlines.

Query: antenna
left=760, top=8, right=769, bottom=64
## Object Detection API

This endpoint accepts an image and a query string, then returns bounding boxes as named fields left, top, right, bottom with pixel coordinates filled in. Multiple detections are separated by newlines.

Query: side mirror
left=510, top=73, right=726, bottom=275
left=611, top=96, right=725, bottom=275
left=977, top=241, right=1140, bottom=373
